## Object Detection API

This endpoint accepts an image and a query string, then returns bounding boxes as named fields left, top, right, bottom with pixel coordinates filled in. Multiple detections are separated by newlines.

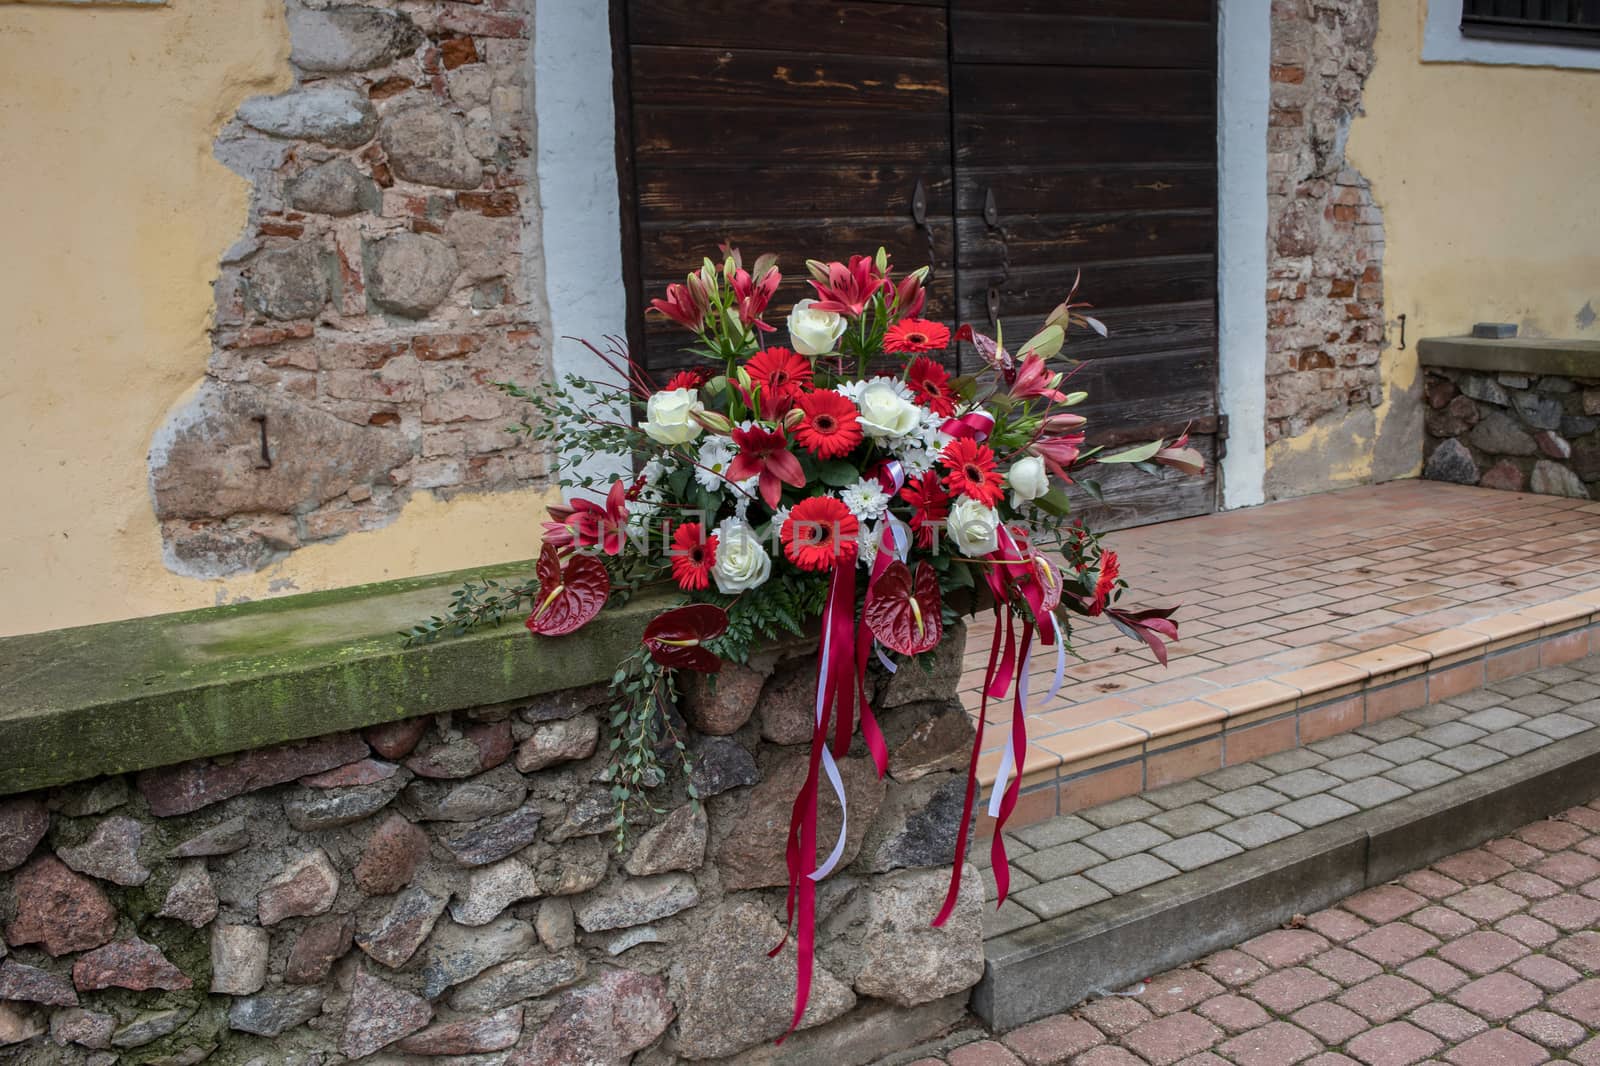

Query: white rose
left=947, top=497, right=1000, bottom=557
left=712, top=519, right=772, bottom=593
left=856, top=379, right=922, bottom=440
left=641, top=388, right=704, bottom=446
left=788, top=298, right=848, bottom=356
left=1007, top=455, right=1050, bottom=508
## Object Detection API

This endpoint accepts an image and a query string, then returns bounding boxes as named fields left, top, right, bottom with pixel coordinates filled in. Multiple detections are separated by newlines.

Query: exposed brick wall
left=1265, top=0, right=1386, bottom=446
left=149, top=0, right=551, bottom=578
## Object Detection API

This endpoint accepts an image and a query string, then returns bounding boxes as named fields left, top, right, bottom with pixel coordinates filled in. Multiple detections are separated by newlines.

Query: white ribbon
left=810, top=575, right=851, bottom=882
left=986, top=611, right=1068, bottom=818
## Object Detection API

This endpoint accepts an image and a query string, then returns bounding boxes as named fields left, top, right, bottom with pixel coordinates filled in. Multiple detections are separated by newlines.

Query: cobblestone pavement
left=919, top=801, right=1600, bottom=1066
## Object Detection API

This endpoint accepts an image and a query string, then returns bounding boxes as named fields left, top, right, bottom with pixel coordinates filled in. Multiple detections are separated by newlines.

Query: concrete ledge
left=0, top=560, right=665, bottom=795
left=973, top=723, right=1600, bottom=1031
left=1418, top=335, right=1600, bottom=379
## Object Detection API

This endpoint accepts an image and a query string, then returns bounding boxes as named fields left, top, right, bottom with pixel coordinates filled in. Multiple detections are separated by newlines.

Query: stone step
left=972, top=653, right=1600, bottom=1031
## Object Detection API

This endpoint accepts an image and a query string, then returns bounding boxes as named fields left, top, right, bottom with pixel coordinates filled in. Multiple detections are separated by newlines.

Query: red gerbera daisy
left=899, top=470, right=951, bottom=550
left=781, top=497, right=859, bottom=572
left=884, top=318, right=951, bottom=354
left=663, top=366, right=715, bottom=392
left=1089, top=550, right=1120, bottom=615
left=938, top=438, right=1005, bottom=507
left=670, top=522, right=718, bottom=591
left=905, top=356, right=958, bottom=417
left=793, top=390, right=864, bottom=460
left=745, top=347, right=813, bottom=401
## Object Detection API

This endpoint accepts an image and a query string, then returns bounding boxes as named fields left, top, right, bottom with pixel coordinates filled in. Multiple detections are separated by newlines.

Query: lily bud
left=1062, top=391, right=1088, bottom=407
left=1041, top=412, right=1088, bottom=432
left=734, top=367, right=754, bottom=392
left=874, top=246, right=890, bottom=275
left=805, top=258, right=831, bottom=284
left=782, top=407, right=805, bottom=431
left=691, top=409, right=734, bottom=434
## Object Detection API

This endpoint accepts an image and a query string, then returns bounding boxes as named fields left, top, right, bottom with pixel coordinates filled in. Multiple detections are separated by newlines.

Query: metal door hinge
left=1215, top=414, right=1230, bottom=460
left=910, top=178, right=927, bottom=226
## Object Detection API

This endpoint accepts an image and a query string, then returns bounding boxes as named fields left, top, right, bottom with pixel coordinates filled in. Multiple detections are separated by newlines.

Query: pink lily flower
left=1029, top=432, right=1086, bottom=482
left=1010, top=353, right=1070, bottom=405
left=561, top=480, right=630, bottom=555
left=731, top=261, right=781, bottom=333
left=649, top=276, right=709, bottom=333
left=806, top=255, right=885, bottom=318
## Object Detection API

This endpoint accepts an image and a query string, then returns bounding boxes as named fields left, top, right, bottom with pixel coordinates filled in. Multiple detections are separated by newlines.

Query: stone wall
left=0, top=626, right=982, bottom=1064
left=1265, top=0, right=1386, bottom=446
left=149, top=0, right=551, bottom=579
left=1422, top=368, right=1600, bottom=500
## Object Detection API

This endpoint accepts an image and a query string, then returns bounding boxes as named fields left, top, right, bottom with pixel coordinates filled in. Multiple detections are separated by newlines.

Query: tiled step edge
left=971, top=720, right=1600, bottom=1032
left=979, top=596, right=1600, bottom=830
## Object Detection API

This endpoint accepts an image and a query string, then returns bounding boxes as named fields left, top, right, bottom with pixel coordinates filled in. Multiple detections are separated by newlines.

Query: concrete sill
left=0, top=560, right=667, bottom=796
left=1418, top=335, right=1600, bottom=379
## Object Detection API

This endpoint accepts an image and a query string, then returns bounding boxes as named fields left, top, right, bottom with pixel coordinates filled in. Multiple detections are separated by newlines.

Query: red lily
left=649, top=276, right=709, bottom=333
left=562, top=479, right=630, bottom=556
left=889, top=268, right=928, bottom=319
left=806, top=255, right=885, bottom=318
left=643, top=604, right=729, bottom=672
left=1010, top=353, right=1070, bottom=404
left=1029, top=433, right=1086, bottom=482
left=729, top=258, right=781, bottom=333
left=542, top=502, right=576, bottom=553
left=726, top=424, right=807, bottom=508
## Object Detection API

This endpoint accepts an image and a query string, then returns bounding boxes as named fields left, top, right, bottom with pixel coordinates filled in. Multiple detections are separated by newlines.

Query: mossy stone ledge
left=0, top=561, right=662, bottom=795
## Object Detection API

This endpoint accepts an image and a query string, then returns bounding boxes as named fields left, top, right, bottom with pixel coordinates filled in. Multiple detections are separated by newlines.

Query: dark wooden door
left=618, top=0, right=959, bottom=374
left=614, top=0, right=1219, bottom=526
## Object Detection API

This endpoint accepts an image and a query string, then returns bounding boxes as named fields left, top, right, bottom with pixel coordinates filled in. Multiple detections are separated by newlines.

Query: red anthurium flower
left=1010, top=352, right=1070, bottom=404
left=807, top=255, right=885, bottom=318
left=938, top=438, right=1005, bottom=507
left=884, top=319, right=951, bottom=355
left=745, top=347, right=813, bottom=402
left=526, top=543, right=611, bottom=636
left=1033, top=554, right=1064, bottom=613
left=905, top=356, right=958, bottom=416
left=663, top=366, right=716, bottom=392
left=562, top=479, right=630, bottom=555
left=781, top=496, right=859, bottom=572
left=643, top=603, right=729, bottom=672
left=670, top=522, right=718, bottom=591
left=899, top=470, right=951, bottom=550
left=726, top=424, right=806, bottom=508
left=1088, top=550, right=1120, bottom=615
left=649, top=278, right=708, bottom=334
left=1030, top=432, right=1086, bottom=483
left=793, top=390, right=863, bottom=460
left=864, top=560, right=944, bottom=655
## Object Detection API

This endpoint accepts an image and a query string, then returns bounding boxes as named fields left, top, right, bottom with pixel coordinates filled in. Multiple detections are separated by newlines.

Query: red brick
left=1217, top=1021, right=1324, bottom=1066
left=1002, top=1014, right=1104, bottom=1065
left=1442, top=1028, right=1549, bottom=1066
left=1486, top=644, right=1541, bottom=682
left=947, top=1040, right=1024, bottom=1066
left=1339, top=975, right=1430, bottom=1023
left=1347, top=923, right=1441, bottom=967
left=1451, top=972, right=1542, bottom=1022
left=1409, top=1002, right=1488, bottom=1043
left=1291, top=1001, right=1367, bottom=1043
left=1437, top=930, right=1530, bottom=975
left=1540, top=627, right=1591, bottom=666
left=1238, top=929, right=1330, bottom=968
left=1343, top=885, right=1426, bottom=924
left=439, top=36, right=479, bottom=69
left=1196, top=994, right=1271, bottom=1035
left=1346, top=1020, right=1443, bottom=1066
left=1122, top=1012, right=1223, bottom=1066
left=1246, top=967, right=1339, bottom=1014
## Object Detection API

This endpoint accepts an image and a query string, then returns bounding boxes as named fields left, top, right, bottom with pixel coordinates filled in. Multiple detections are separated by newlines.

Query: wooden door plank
left=634, top=108, right=951, bottom=163
left=637, top=164, right=954, bottom=221
left=956, top=115, right=1215, bottom=166
left=957, top=210, right=1216, bottom=269
left=951, top=12, right=1217, bottom=68
left=631, top=46, right=948, bottom=110
left=953, top=64, right=1214, bottom=117
left=953, top=164, right=1216, bottom=215
left=628, top=0, right=948, bottom=56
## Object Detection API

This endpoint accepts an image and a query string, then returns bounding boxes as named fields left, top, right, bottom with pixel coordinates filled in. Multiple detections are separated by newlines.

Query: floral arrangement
left=414, top=245, right=1202, bottom=1036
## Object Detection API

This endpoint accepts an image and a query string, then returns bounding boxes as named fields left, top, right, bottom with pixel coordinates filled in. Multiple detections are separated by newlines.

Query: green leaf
left=1018, top=324, right=1064, bottom=359
left=1079, top=478, right=1105, bottom=503
left=818, top=459, right=860, bottom=488
left=1099, top=440, right=1163, bottom=464
left=1033, top=487, right=1073, bottom=518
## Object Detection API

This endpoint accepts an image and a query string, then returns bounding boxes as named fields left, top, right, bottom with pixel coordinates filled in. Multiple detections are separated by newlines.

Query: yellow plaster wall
left=1269, top=0, right=1600, bottom=489
left=0, top=1, right=551, bottom=638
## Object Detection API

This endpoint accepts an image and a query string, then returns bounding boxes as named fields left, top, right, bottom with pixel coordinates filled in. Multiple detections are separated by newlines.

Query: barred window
left=1462, top=0, right=1600, bottom=47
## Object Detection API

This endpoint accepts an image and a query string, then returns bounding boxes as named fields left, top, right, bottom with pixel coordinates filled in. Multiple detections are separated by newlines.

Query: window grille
left=1462, top=0, right=1600, bottom=47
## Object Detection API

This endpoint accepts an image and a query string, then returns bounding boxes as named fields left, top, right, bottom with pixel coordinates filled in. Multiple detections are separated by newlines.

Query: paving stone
left=1356, top=717, right=1421, bottom=742
left=1080, top=797, right=1162, bottom=829
left=1346, top=1020, right=1442, bottom=1066
left=1013, top=876, right=1110, bottom=919
left=1210, top=785, right=1288, bottom=818
left=1451, top=972, right=1542, bottom=1022
left=1348, top=923, right=1442, bottom=966
left=1438, top=930, right=1530, bottom=974
left=1078, top=995, right=1154, bottom=1035
left=1216, top=1020, right=1324, bottom=1066
left=1343, top=885, right=1427, bottom=923
left=1400, top=957, right=1471, bottom=994
left=1417, top=722, right=1488, bottom=747
left=1442, top=1027, right=1548, bottom=1065
left=1488, top=677, right=1546, bottom=698
left=1149, top=803, right=1233, bottom=837
left=1010, top=815, right=1094, bottom=849
left=1509, top=1009, right=1586, bottom=1050
left=1152, top=833, right=1244, bottom=872
left=1083, top=822, right=1172, bottom=860
left=1479, top=727, right=1551, bottom=756
left=1293, top=1000, right=1368, bottom=1043
left=1522, top=712, right=1591, bottom=739
left=1256, top=748, right=1326, bottom=774
left=1216, top=813, right=1301, bottom=849
left=1200, top=764, right=1275, bottom=790
left=1332, top=776, right=1414, bottom=809
left=1121, top=1011, right=1222, bottom=1065
left=1015, top=842, right=1103, bottom=881
left=1405, top=702, right=1466, bottom=726
left=1510, top=954, right=1581, bottom=992
left=1083, top=854, right=1181, bottom=895
left=1317, top=753, right=1396, bottom=782
left=1002, top=1014, right=1106, bottom=1063
left=1305, top=908, right=1373, bottom=944
left=1383, top=759, right=1463, bottom=791
left=1307, top=947, right=1383, bottom=987
left=984, top=899, right=1040, bottom=937
left=1339, top=974, right=1431, bottom=1022
left=1507, top=693, right=1568, bottom=715
left=1444, top=883, right=1526, bottom=922
left=1435, top=849, right=1516, bottom=885
left=1276, top=794, right=1360, bottom=828
left=1494, top=914, right=1559, bottom=948
left=1408, top=1001, right=1489, bottom=1042
left=1308, top=733, right=1375, bottom=758
left=1238, top=929, right=1331, bottom=967
left=1461, top=707, right=1529, bottom=731
left=1270, top=768, right=1345, bottom=798
left=1546, top=679, right=1600, bottom=702
left=1143, top=779, right=1223, bottom=810
left=1199, top=949, right=1270, bottom=988
left=1364, top=737, right=1441, bottom=764
left=1434, top=744, right=1509, bottom=773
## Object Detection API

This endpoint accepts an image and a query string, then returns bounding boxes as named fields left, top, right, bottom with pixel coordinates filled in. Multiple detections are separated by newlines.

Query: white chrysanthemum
left=896, top=447, right=938, bottom=478
left=840, top=478, right=890, bottom=523
left=730, top=476, right=760, bottom=519
left=640, top=456, right=670, bottom=485
left=695, top=436, right=737, bottom=492
left=916, top=410, right=952, bottom=452
left=857, top=521, right=880, bottom=571
left=835, top=376, right=913, bottom=405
